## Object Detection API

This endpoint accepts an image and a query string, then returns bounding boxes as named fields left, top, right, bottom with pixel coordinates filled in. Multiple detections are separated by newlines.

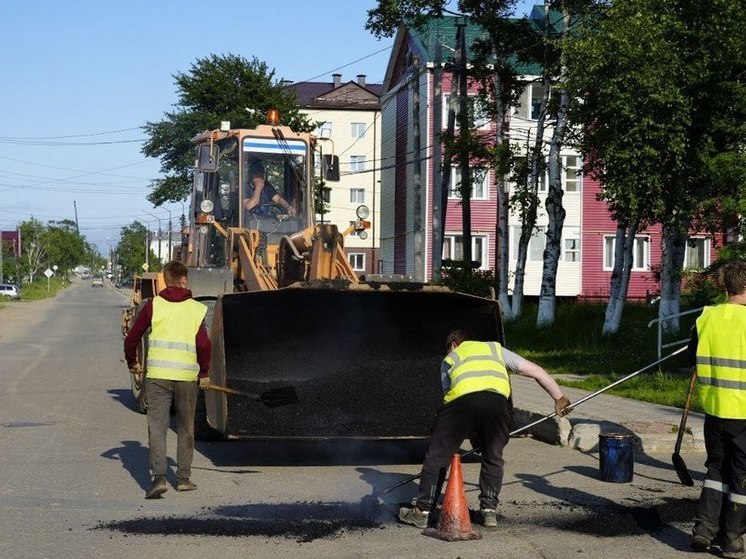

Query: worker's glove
left=129, top=363, right=143, bottom=376
left=554, top=395, right=572, bottom=417
left=198, top=377, right=211, bottom=390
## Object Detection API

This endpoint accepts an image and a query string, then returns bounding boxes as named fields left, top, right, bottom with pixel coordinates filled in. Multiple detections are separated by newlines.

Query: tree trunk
left=602, top=223, right=637, bottom=335
left=659, top=224, right=687, bottom=334
left=536, top=88, right=569, bottom=327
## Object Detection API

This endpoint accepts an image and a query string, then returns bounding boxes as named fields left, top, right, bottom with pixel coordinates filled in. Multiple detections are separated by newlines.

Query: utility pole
left=431, top=36, right=444, bottom=282
left=458, top=20, right=473, bottom=273
left=73, top=200, right=79, bottom=234
left=412, top=54, right=424, bottom=281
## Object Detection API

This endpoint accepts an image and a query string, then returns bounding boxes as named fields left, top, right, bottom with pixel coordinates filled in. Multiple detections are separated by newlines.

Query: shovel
left=672, top=368, right=697, bottom=486
left=376, top=346, right=687, bottom=501
left=207, top=384, right=298, bottom=407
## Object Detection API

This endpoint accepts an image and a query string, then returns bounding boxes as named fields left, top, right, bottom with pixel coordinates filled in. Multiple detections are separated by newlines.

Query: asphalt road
left=0, top=279, right=708, bottom=559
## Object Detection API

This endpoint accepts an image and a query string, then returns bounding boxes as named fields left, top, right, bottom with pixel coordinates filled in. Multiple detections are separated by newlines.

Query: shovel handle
left=207, top=384, right=259, bottom=399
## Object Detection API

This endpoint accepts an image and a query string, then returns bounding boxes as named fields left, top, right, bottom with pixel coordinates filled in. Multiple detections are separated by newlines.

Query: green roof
left=406, top=8, right=565, bottom=76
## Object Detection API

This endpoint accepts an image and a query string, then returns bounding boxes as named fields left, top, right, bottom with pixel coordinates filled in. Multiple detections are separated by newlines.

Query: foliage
left=15, top=276, right=70, bottom=301
left=116, top=221, right=153, bottom=278
left=681, top=241, right=746, bottom=307
left=437, top=265, right=496, bottom=297
left=142, top=54, right=315, bottom=207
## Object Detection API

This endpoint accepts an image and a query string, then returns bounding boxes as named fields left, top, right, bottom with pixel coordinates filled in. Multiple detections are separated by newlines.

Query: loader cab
left=240, top=132, right=309, bottom=243
left=189, top=124, right=313, bottom=268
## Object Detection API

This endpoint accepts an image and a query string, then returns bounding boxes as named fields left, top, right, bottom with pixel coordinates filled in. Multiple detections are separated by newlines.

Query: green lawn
left=504, top=301, right=702, bottom=412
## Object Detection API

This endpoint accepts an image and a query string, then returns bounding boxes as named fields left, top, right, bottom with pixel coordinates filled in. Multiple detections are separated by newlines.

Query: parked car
left=91, top=275, right=104, bottom=288
left=0, top=284, right=21, bottom=300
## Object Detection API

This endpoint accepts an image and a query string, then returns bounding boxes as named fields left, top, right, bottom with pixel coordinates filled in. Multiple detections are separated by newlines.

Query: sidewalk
left=509, top=374, right=705, bottom=454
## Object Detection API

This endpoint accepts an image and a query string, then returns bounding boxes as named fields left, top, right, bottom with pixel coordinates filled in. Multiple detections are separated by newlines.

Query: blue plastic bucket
left=599, top=432, right=635, bottom=483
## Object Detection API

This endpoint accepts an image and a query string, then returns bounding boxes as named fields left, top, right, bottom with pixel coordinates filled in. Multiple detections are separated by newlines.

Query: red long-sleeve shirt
left=123, top=286, right=212, bottom=378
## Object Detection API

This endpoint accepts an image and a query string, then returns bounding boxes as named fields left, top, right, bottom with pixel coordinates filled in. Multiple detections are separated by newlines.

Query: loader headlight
left=200, top=200, right=214, bottom=214
left=356, top=205, right=370, bottom=220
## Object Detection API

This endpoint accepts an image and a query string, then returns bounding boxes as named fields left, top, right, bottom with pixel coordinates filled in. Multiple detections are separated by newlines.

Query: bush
left=437, top=266, right=497, bottom=298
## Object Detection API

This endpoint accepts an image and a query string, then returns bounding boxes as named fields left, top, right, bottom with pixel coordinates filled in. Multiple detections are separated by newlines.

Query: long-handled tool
left=672, top=368, right=697, bottom=486
left=376, top=346, right=687, bottom=501
left=207, top=384, right=298, bottom=407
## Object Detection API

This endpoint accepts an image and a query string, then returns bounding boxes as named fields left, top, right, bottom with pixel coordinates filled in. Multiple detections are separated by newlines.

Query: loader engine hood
left=206, top=284, right=503, bottom=439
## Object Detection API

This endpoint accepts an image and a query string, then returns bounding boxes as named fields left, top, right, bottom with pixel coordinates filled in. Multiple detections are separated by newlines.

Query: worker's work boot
left=480, top=508, right=497, bottom=528
left=398, top=506, right=429, bottom=528
left=145, top=476, right=168, bottom=499
left=722, top=540, right=746, bottom=559
left=690, top=534, right=710, bottom=552
left=176, top=478, right=197, bottom=492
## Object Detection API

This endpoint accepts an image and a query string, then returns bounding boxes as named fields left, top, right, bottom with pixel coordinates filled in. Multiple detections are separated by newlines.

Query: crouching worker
left=399, top=329, right=571, bottom=529
left=124, top=261, right=212, bottom=499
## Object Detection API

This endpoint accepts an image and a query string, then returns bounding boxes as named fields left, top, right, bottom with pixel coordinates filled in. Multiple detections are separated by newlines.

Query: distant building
left=284, top=74, right=383, bottom=275
left=0, top=230, right=21, bottom=257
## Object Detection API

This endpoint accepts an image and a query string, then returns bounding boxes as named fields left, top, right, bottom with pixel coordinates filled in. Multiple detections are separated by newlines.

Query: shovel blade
left=672, top=452, right=694, bottom=486
left=260, top=386, right=299, bottom=407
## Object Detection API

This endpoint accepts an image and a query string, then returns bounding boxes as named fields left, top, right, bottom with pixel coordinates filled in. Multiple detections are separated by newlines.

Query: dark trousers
left=694, top=414, right=746, bottom=551
left=146, top=378, right=198, bottom=481
left=416, top=391, right=511, bottom=512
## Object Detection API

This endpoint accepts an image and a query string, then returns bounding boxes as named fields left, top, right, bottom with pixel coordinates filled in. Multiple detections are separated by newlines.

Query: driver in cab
left=243, top=161, right=296, bottom=217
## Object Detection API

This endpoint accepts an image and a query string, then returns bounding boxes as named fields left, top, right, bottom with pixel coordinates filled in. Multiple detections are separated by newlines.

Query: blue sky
left=0, top=0, right=537, bottom=255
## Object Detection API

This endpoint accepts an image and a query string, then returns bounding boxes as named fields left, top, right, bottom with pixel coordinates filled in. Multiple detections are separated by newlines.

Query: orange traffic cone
left=424, top=453, right=483, bottom=541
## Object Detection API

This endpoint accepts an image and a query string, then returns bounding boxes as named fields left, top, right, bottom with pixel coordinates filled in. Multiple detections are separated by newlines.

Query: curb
left=512, top=407, right=706, bottom=454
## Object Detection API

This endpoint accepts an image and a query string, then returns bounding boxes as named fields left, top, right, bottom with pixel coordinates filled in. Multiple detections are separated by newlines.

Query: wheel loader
left=133, top=111, right=504, bottom=440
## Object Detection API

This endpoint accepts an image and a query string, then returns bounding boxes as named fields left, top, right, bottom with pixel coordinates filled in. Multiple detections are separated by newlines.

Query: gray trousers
left=145, top=378, right=198, bottom=480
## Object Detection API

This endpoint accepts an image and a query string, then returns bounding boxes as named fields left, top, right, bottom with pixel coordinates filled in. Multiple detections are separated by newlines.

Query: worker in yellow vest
left=690, top=260, right=746, bottom=558
left=124, top=261, right=212, bottom=499
left=399, top=329, right=571, bottom=529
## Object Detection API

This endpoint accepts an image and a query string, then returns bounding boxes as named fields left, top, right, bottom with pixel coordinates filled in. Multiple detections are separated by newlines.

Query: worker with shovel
left=124, top=261, right=212, bottom=499
left=398, top=329, right=571, bottom=529
left=690, top=260, right=746, bottom=558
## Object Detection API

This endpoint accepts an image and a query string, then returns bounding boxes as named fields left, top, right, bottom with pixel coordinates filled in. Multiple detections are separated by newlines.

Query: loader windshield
left=241, top=135, right=308, bottom=239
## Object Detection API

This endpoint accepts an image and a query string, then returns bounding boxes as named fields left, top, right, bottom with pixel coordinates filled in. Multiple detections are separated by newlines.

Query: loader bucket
left=205, top=283, right=504, bottom=439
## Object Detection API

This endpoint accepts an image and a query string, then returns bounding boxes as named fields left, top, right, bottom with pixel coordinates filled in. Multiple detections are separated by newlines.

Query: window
left=315, top=121, right=332, bottom=136
left=564, top=155, right=580, bottom=192
left=684, top=238, right=710, bottom=269
left=348, top=253, right=365, bottom=271
left=604, top=236, right=650, bottom=271
left=443, top=234, right=489, bottom=269
left=448, top=167, right=488, bottom=199
left=350, top=188, right=365, bottom=204
left=512, top=226, right=546, bottom=262
left=563, top=236, right=581, bottom=262
left=514, top=83, right=547, bottom=121
left=443, top=94, right=490, bottom=130
left=351, top=122, right=366, bottom=139
left=350, top=155, right=366, bottom=172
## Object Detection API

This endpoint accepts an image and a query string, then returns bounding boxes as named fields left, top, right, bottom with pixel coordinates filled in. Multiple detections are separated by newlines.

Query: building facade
left=379, top=12, right=718, bottom=300
left=284, top=75, right=383, bottom=276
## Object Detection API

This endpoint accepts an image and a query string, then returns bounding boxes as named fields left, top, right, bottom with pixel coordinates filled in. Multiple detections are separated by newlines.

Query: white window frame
left=351, top=122, right=366, bottom=139
left=512, top=83, right=549, bottom=121
left=349, top=188, right=365, bottom=204
left=448, top=167, right=489, bottom=200
left=315, top=121, right=332, bottom=136
left=563, top=234, right=581, bottom=262
left=511, top=226, right=546, bottom=262
left=442, top=94, right=491, bottom=130
left=603, top=235, right=650, bottom=271
left=350, top=155, right=366, bottom=173
left=443, top=233, right=489, bottom=269
left=684, top=237, right=711, bottom=269
left=348, top=253, right=365, bottom=271
left=563, top=155, right=581, bottom=193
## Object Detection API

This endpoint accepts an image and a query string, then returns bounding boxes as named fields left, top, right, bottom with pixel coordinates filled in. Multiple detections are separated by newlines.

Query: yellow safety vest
left=696, top=303, right=746, bottom=419
left=146, top=296, right=208, bottom=382
left=442, top=340, right=511, bottom=404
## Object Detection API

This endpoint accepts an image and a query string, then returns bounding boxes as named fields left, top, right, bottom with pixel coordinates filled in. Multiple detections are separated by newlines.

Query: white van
left=0, top=284, right=21, bottom=300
